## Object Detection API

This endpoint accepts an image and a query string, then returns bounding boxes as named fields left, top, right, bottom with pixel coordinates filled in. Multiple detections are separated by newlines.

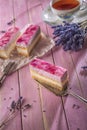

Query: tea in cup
left=50, top=0, right=82, bottom=19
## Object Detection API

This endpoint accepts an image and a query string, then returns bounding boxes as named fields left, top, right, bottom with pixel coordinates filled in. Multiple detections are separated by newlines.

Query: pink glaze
left=30, top=59, right=67, bottom=77
left=17, top=25, right=39, bottom=45
left=0, top=27, right=19, bottom=47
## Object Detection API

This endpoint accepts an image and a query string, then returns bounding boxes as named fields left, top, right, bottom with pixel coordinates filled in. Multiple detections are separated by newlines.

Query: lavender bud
left=81, top=66, right=87, bottom=69
left=16, top=97, right=23, bottom=109
left=11, top=101, right=16, bottom=110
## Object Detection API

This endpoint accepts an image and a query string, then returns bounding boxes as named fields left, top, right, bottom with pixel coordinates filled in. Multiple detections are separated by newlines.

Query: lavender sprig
left=10, top=101, right=16, bottom=110
left=16, top=96, right=23, bottom=109
left=81, top=66, right=87, bottom=70
left=22, top=104, right=31, bottom=111
left=52, top=21, right=87, bottom=51
left=0, top=97, right=31, bottom=129
left=0, top=30, right=6, bottom=33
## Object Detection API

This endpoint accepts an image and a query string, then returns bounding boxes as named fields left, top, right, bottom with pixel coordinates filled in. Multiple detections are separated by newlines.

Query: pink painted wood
left=0, top=0, right=22, bottom=130
left=0, top=0, right=87, bottom=130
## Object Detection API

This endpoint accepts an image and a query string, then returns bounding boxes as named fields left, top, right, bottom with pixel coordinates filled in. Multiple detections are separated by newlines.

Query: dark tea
left=52, top=0, right=80, bottom=10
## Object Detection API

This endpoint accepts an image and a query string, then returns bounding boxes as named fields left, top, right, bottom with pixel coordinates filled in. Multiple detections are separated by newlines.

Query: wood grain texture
left=27, top=0, right=41, bottom=9
left=13, top=0, right=45, bottom=130
left=28, top=5, right=42, bottom=24
left=50, top=25, right=87, bottom=130
left=0, top=0, right=87, bottom=130
left=45, top=26, right=70, bottom=130
left=0, top=0, right=14, bottom=38
left=37, top=22, right=63, bottom=130
left=18, top=65, right=45, bottom=130
left=0, top=72, right=22, bottom=130
left=0, top=0, right=22, bottom=130
left=13, top=0, right=29, bottom=28
left=41, top=0, right=50, bottom=9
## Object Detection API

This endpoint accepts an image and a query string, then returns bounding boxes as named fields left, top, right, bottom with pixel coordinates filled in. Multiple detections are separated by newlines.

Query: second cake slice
left=16, top=24, right=41, bottom=56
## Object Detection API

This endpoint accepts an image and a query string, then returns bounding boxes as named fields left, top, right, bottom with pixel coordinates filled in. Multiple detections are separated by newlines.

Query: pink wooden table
left=0, top=0, right=87, bottom=130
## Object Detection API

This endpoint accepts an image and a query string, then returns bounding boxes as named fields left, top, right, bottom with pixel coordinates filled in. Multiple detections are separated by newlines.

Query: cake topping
left=30, top=59, right=67, bottom=77
left=17, top=25, right=39, bottom=45
left=0, top=27, right=19, bottom=47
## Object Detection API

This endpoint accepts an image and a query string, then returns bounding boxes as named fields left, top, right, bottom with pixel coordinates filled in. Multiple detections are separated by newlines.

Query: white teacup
left=50, top=0, right=82, bottom=19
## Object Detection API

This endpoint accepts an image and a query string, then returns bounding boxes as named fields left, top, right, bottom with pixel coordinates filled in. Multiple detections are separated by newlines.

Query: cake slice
left=29, top=58, right=68, bottom=92
left=16, top=24, right=41, bottom=56
left=0, top=27, right=20, bottom=59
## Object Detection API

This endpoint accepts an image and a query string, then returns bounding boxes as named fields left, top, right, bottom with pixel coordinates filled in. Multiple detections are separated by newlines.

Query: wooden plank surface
left=0, top=1, right=22, bottom=130
left=13, top=0, right=29, bottom=28
left=51, top=30, right=87, bottom=130
left=0, top=0, right=13, bottom=31
left=13, top=1, right=45, bottom=130
left=0, top=0, right=87, bottom=130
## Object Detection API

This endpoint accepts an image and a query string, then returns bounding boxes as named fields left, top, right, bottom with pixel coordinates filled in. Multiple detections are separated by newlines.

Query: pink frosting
left=17, top=25, right=39, bottom=45
left=30, top=59, right=67, bottom=77
left=0, top=27, right=19, bottom=47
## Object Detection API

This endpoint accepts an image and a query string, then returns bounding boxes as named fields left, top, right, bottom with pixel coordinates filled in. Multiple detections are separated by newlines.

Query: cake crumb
left=4, top=98, right=6, bottom=100
left=43, top=110, right=46, bottom=112
left=72, top=104, right=80, bottom=109
left=7, top=18, right=15, bottom=25
left=33, top=100, right=37, bottom=102
left=77, top=128, right=80, bottom=130
left=24, top=115, right=27, bottom=118
left=11, top=88, right=13, bottom=90
left=9, top=97, right=12, bottom=99
left=0, top=30, right=6, bottom=33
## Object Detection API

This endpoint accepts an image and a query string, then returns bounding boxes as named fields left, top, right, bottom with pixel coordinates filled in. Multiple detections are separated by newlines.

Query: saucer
left=42, top=5, right=63, bottom=26
left=42, top=3, right=87, bottom=26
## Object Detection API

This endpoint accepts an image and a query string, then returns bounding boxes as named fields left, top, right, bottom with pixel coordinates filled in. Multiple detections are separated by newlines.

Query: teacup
left=50, top=0, right=82, bottom=19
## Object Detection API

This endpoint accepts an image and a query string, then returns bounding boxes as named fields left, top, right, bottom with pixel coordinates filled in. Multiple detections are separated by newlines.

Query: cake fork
left=36, top=80, right=87, bottom=104
left=61, top=90, right=87, bottom=103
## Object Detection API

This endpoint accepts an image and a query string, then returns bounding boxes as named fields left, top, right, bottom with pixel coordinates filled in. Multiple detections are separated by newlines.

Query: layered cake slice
left=0, top=27, right=20, bottom=59
left=16, top=24, right=41, bottom=56
left=30, top=58, right=68, bottom=92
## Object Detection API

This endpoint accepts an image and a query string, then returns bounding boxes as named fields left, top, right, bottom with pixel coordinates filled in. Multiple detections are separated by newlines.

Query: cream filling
left=30, top=69, right=68, bottom=91
left=16, top=46, right=28, bottom=56
left=16, top=33, right=41, bottom=56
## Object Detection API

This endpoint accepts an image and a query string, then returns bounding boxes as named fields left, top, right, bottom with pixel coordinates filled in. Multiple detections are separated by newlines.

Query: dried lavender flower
left=11, top=101, right=16, bottom=110
left=23, top=104, right=31, bottom=110
left=0, top=30, right=6, bottom=33
left=23, top=115, right=27, bottom=118
left=0, top=97, right=31, bottom=129
left=81, top=66, right=87, bottom=70
left=7, top=18, right=16, bottom=25
left=16, top=97, right=23, bottom=109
